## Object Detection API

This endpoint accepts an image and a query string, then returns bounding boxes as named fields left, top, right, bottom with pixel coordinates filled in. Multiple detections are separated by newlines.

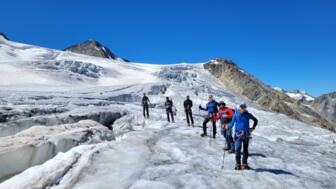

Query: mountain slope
left=0, top=36, right=157, bottom=90
left=203, top=58, right=335, bottom=132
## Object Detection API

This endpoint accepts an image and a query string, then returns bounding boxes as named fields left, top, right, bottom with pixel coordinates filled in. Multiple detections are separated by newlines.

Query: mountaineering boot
left=242, top=164, right=251, bottom=170
left=223, top=147, right=230, bottom=151
left=228, top=149, right=235, bottom=154
left=235, top=164, right=242, bottom=170
left=201, top=133, right=207, bottom=137
left=235, top=157, right=242, bottom=170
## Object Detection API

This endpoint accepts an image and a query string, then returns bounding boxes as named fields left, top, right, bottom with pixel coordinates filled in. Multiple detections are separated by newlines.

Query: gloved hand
left=224, top=124, right=229, bottom=130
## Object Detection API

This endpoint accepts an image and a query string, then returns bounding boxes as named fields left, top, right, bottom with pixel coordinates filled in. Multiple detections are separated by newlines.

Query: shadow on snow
left=253, top=168, right=298, bottom=177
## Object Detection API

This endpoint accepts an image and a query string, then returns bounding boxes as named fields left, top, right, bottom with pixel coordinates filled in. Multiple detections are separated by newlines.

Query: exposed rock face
left=312, top=92, right=336, bottom=124
left=0, top=32, right=9, bottom=40
left=204, top=58, right=335, bottom=132
left=64, top=40, right=117, bottom=59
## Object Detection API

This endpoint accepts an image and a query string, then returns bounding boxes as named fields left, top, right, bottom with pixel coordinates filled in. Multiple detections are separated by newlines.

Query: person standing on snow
left=142, top=93, right=151, bottom=118
left=184, top=96, right=194, bottom=126
left=199, top=95, right=219, bottom=138
left=229, top=103, right=258, bottom=170
left=165, top=97, right=175, bottom=123
left=214, top=101, right=235, bottom=153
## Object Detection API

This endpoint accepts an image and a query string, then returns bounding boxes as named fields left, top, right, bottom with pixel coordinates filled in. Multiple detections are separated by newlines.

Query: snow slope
left=0, top=36, right=158, bottom=90
left=0, top=37, right=335, bottom=188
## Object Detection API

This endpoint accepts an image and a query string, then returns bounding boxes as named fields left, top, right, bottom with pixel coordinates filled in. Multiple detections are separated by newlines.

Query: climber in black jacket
left=142, top=93, right=150, bottom=118
left=165, top=97, right=175, bottom=123
left=183, top=96, right=194, bottom=126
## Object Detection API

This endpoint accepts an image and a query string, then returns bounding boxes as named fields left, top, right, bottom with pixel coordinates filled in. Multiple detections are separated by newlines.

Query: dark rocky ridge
left=312, top=92, right=336, bottom=124
left=204, top=58, right=335, bottom=132
left=0, top=32, right=9, bottom=40
left=64, top=40, right=117, bottom=59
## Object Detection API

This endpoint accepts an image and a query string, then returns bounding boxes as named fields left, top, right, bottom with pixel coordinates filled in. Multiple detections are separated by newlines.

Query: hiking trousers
left=202, top=115, right=216, bottom=137
left=235, top=137, right=249, bottom=164
left=166, top=108, right=174, bottom=122
left=185, top=109, right=194, bottom=125
left=143, top=105, right=149, bottom=118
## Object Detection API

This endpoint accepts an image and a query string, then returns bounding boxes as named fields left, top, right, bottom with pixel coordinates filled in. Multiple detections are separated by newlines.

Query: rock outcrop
left=204, top=58, right=335, bottom=132
left=312, top=92, right=336, bottom=124
left=64, top=40, right=117, bottom=59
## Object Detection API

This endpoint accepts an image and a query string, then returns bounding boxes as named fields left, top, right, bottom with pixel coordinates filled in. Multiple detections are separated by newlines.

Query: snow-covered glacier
left=0, top=36, right=336, bottom=189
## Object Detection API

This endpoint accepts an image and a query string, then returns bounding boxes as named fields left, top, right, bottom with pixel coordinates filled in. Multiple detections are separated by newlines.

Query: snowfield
left=273, top=87, right=315, bottom=102
left=0, top=36, right=336, bottom=189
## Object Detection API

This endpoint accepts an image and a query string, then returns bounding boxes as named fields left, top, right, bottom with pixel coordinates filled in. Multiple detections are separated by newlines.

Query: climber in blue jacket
left=229, top=103, right=258, bottom=170
left=199, top=95, right=219, bottom=138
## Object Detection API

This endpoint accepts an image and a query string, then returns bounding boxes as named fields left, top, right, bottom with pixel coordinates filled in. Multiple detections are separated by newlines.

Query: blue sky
left=1, top=0, right=335, bottom=96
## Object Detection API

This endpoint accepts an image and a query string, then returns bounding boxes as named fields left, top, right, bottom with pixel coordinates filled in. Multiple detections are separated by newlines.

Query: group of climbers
left=141, top=93, right=258, bottom=170
left=199, top=95, right=258, bottom=170
left=142, top=93, right=194, bottom=125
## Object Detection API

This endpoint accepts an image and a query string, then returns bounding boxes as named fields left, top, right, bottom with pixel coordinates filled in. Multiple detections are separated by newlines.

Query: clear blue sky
left=1, top=0, right=335, bottom=96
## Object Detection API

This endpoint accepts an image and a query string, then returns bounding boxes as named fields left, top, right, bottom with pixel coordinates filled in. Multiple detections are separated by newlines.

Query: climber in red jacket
left=214, top=101, right=235, bottom=153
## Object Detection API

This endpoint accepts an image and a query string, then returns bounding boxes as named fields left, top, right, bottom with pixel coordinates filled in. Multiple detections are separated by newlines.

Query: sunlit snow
left=0, top=36, right=335, bottom=189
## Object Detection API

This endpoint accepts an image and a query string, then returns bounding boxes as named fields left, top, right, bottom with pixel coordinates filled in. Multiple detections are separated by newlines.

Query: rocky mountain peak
left=64, top=40, right=117, bottom=59
left=210, top=58, right=236, bottom=65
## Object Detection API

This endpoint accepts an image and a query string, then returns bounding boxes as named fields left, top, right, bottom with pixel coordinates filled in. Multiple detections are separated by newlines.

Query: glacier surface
left=0, top=36, right=335, bottom=189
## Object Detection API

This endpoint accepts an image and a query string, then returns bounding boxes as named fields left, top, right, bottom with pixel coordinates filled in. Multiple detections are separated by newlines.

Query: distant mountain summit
left=64, top=40, right=117, bottom=59
left=273, top=87, right=315, bottom=102
left=286, top=89, right=314, bottom=102
left=0, top=32, right=9, bottom=40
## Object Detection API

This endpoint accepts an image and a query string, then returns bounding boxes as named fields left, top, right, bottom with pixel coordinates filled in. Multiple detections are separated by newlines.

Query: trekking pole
left=209, top=122, right=212, bottom=146
left=209, top=114, right=212, bottom=146
left=222, top=134, right=227, bottom=169
left=221, top=150, right=225, bottom=169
